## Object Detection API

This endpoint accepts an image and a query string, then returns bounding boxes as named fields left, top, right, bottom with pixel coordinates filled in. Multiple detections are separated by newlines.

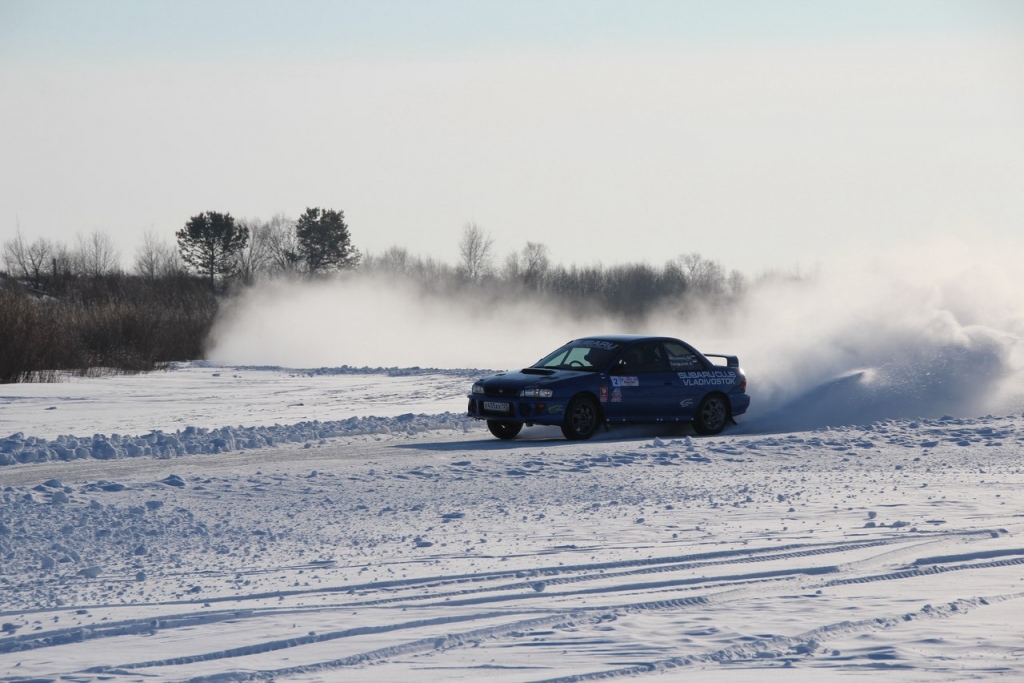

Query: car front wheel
left=487, top=420, right=523, bottom=440
left=693, top=393, right=729, bottom=435
left=561, top=395, right=600, bottom=440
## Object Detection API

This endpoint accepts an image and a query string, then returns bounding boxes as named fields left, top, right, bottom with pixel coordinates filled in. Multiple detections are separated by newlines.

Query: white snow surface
left=2, top=365, right=1024, bottom=682
left=0, top=362, right=475, bottom=441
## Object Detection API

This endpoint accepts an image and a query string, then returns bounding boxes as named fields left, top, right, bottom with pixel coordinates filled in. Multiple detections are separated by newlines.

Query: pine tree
left=176, top=211, right=248, bottom=286
left=295, top=207, right=359, bottom=273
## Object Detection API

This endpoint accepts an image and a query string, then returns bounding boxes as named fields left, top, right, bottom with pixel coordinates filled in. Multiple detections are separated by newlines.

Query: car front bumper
left=467, top=396, right=568, bottom=425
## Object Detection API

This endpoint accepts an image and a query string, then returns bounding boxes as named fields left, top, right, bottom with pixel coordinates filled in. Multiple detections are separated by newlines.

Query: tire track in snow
left=85, top=610, right=525, bottom=674
left=104, top=544, right=1024, bottom=680
left=3, top=530, right=1007, bottom=661
left=0, top=536, right=912, bottom=619
left=530, top=592, right=1024, bottom=682
left=146, top=587, right=1024, bottom=682
left=823, top=554, right=1024, bottom=588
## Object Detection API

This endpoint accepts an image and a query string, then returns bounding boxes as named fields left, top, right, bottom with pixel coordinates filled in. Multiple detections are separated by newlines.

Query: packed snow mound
left=0, top=413, right=474, bottom=466
left=202, top=361, right=489, bottom=378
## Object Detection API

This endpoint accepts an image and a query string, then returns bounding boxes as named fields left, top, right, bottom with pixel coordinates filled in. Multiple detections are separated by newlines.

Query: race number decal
left=611, top=376, right=639, bottom=387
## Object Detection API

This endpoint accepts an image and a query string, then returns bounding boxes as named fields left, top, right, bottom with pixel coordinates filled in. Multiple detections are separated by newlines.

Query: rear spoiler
left=703, top=353, right=739, bottom=368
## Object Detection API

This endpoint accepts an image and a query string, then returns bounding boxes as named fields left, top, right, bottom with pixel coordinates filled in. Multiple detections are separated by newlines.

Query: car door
left=664, top=340, right=708, bottom=419
left=605, top=341, right=677, bottom=421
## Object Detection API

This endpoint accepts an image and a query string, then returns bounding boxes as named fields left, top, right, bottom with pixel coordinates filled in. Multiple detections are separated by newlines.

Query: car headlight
left=472, top=383, right=485, bottom=394
left=519, top=388, right=553, bottom=398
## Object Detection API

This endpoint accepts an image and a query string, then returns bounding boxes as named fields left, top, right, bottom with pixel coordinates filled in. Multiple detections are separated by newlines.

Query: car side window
left=664, top=341, right=703, bottom=371
left=615, top=341, right=670, bottom=374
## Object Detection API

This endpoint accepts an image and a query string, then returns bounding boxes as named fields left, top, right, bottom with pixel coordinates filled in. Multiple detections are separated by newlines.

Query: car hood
left=478, top=368, right=589, bottom=387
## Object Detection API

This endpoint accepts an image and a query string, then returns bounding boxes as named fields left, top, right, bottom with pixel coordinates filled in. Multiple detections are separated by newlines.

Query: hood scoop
left=520, top=368, right=555, bottom=375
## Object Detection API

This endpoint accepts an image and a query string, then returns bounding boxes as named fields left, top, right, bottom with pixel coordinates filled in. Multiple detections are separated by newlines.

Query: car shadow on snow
left=396, top=423, right=701, bottom=452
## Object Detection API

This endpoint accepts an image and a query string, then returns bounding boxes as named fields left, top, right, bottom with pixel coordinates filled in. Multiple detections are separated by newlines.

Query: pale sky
left=1, top=0, right=1022, bottom=275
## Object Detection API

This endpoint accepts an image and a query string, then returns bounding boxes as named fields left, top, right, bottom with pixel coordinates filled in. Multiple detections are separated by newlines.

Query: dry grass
left=0, top=275, right=216, bottom=383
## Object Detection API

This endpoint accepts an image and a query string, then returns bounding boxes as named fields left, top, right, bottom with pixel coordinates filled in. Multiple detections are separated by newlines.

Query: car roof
left=575, top=334, right=677, bottom=343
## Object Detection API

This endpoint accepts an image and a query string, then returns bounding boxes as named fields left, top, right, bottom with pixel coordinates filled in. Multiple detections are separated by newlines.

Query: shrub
left=0, top=274, right=217, bottom=383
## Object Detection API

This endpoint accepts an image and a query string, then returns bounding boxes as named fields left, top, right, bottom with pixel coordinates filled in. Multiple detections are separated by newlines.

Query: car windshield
left=532, top=339, right=621, bottom=372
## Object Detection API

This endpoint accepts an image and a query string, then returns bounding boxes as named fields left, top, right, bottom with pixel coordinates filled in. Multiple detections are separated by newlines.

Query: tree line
left=175, top=207, right=359, bottom=285
left=1, top=207, right=359, bottom=289
left=364, top=223, right=745, bottom=321
left=1, top=208, right=745, bottom=382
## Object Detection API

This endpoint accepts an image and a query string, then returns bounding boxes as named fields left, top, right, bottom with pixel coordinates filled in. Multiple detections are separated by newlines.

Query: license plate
left=483, top=401, right=510, bottom=412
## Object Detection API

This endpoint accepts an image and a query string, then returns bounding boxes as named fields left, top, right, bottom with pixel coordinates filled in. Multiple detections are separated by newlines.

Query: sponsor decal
left=572, top=340, right=620, bottom=350
left=611, top=375, right=639, bottom=387
left=679, top=398, right=693, bottom=408
left=677, top=370, right=737, bottom=386
left=599, top=385, right=609, bottom=403
left=548, top=405, right=564, bottom=414
left=611, top=388, right=622, bottom=402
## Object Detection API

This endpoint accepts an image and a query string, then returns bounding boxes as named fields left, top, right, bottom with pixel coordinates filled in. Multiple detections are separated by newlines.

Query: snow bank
left=0, top=412, right=474, bottom=467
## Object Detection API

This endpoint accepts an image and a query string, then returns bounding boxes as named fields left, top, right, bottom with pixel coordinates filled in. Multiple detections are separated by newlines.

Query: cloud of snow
left=208, top=240, right=1024, bottom=430
left=666, top=241, right=1024, bottom=431
left=206, top=275, right=622, bottom=371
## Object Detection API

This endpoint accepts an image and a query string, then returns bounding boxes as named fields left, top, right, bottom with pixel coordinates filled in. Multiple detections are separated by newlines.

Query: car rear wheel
left=693, top=393, right=729, bottom=435
left=561, top=395, right=600, bottom=440
left=487, top=420, right=523, bottom=440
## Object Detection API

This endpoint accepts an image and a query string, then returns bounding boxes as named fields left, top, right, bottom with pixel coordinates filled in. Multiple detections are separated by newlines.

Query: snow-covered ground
left=2, top=365, right=1023, bottom=682
left=0, top=363, right=477, bottom=440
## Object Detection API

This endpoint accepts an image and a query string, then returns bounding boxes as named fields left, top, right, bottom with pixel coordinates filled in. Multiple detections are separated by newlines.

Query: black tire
left=487, top=420, right=523, bottom=440
left=561, top=394, right=600, bottom=440
left=693, top=393, right=730, bottom=435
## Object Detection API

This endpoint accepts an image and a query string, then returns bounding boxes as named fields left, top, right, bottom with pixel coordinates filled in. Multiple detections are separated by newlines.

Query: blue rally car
left=468, top=335, right=750, bottom=440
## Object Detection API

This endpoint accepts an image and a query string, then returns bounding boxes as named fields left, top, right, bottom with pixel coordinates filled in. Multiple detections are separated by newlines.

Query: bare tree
left=501, top=251, right=520, bottom=281
left=133, top=230, right=181, bottom=279
left=521, top=241, right=550, bottom=289
left=677, top=252, right=725, bottom=296
left=727, top=269, right=746, bottom=298
left=133, top=231, right=161, bottom=279
left=263, top=213, right=301, bottom=275
left=25, top=237, right=53, bottom=287
left=383, top=246, right=410, bottom=272
left=50, top=240, right=77, bottom=278
left=233, top=218, right=275, bottom=284
left=499, top=242, right=550, bottom=288
left=2, top=229, right=53, bottom=288
left=371, top=246, right=410, bottom=273
left=75, top=230, right=121, bottom=277
left=2, top=228, right=29, bottom=278
left=458, top=222, right=494, bottom=280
